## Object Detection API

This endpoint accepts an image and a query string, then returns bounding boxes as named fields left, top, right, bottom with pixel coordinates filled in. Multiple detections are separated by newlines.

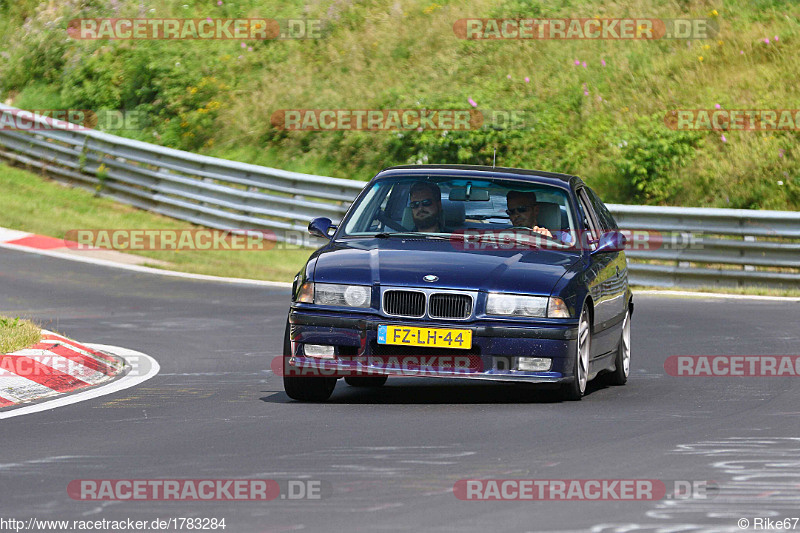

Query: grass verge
left=2, top=0, right=798, bottom=210
left=0, top=316, right=41, bottom=354
left=0, top=162, right=313, bottom=283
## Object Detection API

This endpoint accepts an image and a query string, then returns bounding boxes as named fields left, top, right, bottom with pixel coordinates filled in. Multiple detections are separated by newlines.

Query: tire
left=561, top=303, right=591, bottom=401
left=345, top=376, right=388, bottom=387
left=282, top=320, right=337, bottom=402
left=606, top=307, right=631, bottom=386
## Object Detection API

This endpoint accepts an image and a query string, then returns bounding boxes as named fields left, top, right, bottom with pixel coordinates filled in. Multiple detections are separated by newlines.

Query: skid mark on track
left=94, top=386, right=215, bottom=408
left=646, top=437, right=800, bottom=521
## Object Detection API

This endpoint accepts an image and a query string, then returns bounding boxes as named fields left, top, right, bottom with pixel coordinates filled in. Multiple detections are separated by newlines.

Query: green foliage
left=0, top=0, right=797, bottom=209
left=0, top=317, right=20, bottom=328
left=612, top=114, right=703, bottom=204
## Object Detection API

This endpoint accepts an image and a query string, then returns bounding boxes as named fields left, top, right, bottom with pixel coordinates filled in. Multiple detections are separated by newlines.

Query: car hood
left=311, top=238, right=581, bottom=295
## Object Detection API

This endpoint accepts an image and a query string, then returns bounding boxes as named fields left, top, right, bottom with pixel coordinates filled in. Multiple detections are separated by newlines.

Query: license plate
left=377, top=325, right=472, bottom=350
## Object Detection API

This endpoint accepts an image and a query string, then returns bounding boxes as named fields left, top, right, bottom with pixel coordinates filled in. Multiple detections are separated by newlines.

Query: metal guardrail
left=0, top=104, right=363, bottom=236
left=1, top=104, right=798, bottom=290
left=608, top=205, right=800, bottom=290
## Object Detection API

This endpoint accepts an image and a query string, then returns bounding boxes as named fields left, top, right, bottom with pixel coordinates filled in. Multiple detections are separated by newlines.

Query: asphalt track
left=1, top=246, right=799, bottom=533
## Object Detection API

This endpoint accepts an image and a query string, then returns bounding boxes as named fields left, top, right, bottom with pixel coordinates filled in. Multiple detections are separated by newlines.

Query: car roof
left=375, top=164, right=584, bottom=190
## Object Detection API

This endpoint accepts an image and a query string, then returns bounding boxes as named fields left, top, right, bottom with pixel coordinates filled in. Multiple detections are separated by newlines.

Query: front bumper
left=285, top=307, right=579, bottom=384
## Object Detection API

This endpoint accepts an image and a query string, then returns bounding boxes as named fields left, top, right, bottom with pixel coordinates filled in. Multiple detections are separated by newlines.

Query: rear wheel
left=561, top=304, right=591, bottom=401
left=606, top=308, right=631, bottom=386
left=282, top=320, right=337, bottom=402
left=345, top=376, right=388, bottom=387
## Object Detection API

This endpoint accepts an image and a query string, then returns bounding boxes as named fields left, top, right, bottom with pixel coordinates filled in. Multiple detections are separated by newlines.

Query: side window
left=586, top=187, right=618, bottom=230
left=577, top=188, right=601, bottom=246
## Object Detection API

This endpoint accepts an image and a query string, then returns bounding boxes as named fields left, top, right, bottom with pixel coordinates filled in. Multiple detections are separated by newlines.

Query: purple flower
left=574, top=59, right=580, bottom=65
left=524, top=77, right=530, bottom=83
left=582, top=61, right=587, bottom=68
left=764, top=38, right=770, bottom=44
left=207, top=17, right=212, bottom=22
left=740, top=50, right=744, bottom=54
left=468, top=97, right=478, bottom=107
left=507, top=75, right=511, bottom=79
left=248, top=46, right=253, bottom=52
left=601, top=59, right=606, bottom=67
left=217, top=0, right=222, bottom=4
left=597, top=96, right=602, bottom=102
left=241, top=42, right=246, bottom=48
left=721, top=134, right=727, bottom=142
left=774, top=35, right=779, bottom=41
left=715, top=104, right=721, bottom=109
left=583, top=91, right=589, bottom=96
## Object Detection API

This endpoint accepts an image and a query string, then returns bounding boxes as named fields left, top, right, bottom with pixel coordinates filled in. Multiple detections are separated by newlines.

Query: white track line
left=633, top=289, right=800, bottom=302
left=0, top=343, right=160, bottom=420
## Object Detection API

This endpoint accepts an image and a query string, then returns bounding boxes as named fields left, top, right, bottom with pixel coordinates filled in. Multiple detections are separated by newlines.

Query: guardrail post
left=743, top=235, right=756, bottom=274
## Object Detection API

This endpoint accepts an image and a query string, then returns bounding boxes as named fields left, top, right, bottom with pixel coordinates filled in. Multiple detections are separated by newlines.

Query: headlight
left=486, top=293, right=570, bottom=318
left=298, top=282, right=372, bottom=308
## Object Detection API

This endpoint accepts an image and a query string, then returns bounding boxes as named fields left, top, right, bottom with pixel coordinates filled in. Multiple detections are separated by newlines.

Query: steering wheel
left=509, top=226, right=560, bottom=242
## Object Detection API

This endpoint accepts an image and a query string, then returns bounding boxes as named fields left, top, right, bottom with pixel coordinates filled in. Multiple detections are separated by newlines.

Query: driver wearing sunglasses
left=409, top=181, right=446, bottom=233
left=505, top=190, right=554, bottom=238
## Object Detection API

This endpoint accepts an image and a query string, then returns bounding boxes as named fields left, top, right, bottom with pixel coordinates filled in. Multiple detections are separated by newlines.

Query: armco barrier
left=1, top=105, right=798, bottom=290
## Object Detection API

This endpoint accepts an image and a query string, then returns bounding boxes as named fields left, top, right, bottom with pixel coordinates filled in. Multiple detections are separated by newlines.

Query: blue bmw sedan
left=282, top=165, right=632, bottom=401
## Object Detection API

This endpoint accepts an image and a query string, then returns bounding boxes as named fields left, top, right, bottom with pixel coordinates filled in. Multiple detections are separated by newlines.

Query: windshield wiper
left=374, top=232, right=451, bottom=241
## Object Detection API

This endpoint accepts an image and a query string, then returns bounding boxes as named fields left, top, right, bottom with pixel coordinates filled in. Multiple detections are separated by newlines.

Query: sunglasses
left=409, top=199, right=434, bottom=209
left=505, top=205, right=534, bottom=216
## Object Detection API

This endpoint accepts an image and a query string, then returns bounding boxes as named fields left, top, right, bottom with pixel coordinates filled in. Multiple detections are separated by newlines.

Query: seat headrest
left=536, top=202, right=562, bottom=230
left=401, top=206, right=414, bottom=230
left=440, top=199, right=465, bottom=228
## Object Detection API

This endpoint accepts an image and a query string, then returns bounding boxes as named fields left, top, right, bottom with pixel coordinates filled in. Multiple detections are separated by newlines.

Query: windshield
left=340, top=175, right=578, bottom=249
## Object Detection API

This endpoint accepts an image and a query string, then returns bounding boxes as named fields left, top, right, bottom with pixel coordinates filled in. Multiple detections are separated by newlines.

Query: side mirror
left=591, top=231, right=627, bottom=255
left=308, top=217, right=335, bottom=240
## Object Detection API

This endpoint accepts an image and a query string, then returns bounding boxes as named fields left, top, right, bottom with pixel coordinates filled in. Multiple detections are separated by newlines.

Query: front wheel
left=281, top=320, right=337, bottom=402
left=605, top=308, right=631, bottom=386
left=561, top=304, right=591, bottom=401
